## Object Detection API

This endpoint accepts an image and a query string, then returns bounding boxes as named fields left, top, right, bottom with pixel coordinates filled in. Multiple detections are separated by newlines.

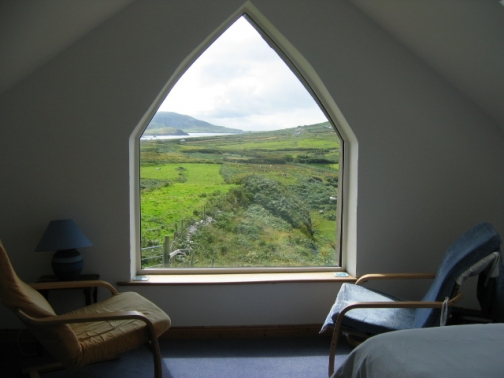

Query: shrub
left=241, top=175, right=314, bottom=237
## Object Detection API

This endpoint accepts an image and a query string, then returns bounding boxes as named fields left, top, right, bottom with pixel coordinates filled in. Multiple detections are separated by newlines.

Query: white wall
left=1, top=0, right=503, bottom=328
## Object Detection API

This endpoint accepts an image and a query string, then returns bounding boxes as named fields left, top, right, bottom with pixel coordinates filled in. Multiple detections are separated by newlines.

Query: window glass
left=139, top=16, right=341, bottom=269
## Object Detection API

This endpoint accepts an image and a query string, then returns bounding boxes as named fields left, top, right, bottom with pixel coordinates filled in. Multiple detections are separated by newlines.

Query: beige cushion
left=67, top=291, right=171, bottom=368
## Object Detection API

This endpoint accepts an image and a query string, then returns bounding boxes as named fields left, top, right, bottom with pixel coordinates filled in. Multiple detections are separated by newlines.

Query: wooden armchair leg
left=151, top=339, right=162, bottom=378
left=328, top=323, right=343, bottom=377
left=144, top=325, right=163, bottom=378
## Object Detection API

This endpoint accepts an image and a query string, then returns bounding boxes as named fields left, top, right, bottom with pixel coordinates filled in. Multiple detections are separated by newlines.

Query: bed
left=332, top=323, right=504, bottom=378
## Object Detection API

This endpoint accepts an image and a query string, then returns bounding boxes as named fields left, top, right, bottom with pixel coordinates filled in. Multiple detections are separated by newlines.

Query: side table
left=36, top=274, right=100, bottom=306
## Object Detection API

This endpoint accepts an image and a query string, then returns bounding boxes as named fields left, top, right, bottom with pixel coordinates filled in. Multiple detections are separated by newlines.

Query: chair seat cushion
left=65, top=291, right=170, bottom=369
left=320, top=283, right=417, bottom=335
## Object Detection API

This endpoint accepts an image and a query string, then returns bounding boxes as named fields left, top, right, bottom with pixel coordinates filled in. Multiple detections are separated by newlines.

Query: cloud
left=158, top=16, right=327, bottom=131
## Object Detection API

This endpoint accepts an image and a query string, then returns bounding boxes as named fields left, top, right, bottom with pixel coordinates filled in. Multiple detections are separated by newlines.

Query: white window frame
left=129, top=1, right=358, bottom=277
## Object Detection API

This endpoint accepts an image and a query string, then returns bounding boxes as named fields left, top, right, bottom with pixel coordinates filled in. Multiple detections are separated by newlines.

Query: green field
left=140, top=122, right=341, bottom=268
left=141, top=164, right=238, bottom=242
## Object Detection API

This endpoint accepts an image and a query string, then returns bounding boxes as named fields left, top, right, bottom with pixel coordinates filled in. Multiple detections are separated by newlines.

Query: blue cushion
left=320, top=283, right=416, bottom=334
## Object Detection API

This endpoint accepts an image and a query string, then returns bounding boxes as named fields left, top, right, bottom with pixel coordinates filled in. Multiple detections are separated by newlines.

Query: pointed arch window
left=131, top=11, right=355, bottom=274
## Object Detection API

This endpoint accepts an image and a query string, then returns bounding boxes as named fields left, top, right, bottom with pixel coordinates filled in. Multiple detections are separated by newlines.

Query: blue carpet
left=31, top=337, right=352, bottom=378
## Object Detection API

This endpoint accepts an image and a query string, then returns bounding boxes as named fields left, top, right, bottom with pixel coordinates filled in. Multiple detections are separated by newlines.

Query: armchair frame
left=16, top=302, right=163, bottom=378
left=0, top=279, right=165, bottom=378
left=328, top=273, right=463, bottom=377
left=0, top=240, right=170, bottom=378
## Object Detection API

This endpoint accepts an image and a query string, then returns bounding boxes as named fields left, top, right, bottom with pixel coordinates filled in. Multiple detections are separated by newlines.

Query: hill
left=143, top=111, right=243, bottom=135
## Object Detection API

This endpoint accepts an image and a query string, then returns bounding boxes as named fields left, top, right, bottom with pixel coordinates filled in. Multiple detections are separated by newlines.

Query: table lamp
left=35, top=219, right=92, bottom=281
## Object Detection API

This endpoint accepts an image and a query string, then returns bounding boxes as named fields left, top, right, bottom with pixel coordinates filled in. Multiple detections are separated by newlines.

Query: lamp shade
left=36, top=219, right=92, bottom=252
left=36, top=219, right=92, bottom=281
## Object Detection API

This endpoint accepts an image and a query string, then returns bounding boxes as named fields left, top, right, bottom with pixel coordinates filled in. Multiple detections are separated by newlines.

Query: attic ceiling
left=0, top=0, right=134, bottom=95
left=348, top=0, right=504, bottom=130
left=1, top=0, right=503, bottom=130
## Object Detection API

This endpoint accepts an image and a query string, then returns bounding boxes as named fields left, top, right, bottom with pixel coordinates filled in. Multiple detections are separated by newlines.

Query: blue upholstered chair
left=321, top=222, right=502, bottom=377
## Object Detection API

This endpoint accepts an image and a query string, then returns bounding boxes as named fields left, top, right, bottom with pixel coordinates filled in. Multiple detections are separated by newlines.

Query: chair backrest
left=0, top=240, right=81, bottom=368
left=414, top=222, right=502, bottom=328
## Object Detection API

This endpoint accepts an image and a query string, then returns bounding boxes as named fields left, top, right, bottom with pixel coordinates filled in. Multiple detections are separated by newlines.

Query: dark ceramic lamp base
left=51, top=249, right=83, bottom=281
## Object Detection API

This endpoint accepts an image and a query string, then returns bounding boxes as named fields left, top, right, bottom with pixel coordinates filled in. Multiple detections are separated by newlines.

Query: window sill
left=118, top=272, right=355, bottom=286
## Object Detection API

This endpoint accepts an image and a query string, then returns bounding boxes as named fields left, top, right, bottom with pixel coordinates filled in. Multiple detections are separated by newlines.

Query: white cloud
left=158, top=16, right=327, bottom=131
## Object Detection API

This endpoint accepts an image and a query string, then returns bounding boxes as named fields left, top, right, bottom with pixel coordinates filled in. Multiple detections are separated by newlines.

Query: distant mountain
left=143, top=111, right=243, bottom=135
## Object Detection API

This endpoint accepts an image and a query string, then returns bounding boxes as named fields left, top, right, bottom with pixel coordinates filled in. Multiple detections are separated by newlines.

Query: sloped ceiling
left=1, top=0, right=503, bottom=130
left=348, top=0, right=504, bottom=130
left=0, top=0, right=134, bottom=95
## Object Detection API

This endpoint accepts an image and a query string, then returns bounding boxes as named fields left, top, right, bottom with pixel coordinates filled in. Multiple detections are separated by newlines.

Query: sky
left=158, top=16, right=327, bottom=132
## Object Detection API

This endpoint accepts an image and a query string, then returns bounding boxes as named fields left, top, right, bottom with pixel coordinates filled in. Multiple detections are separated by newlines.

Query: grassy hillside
left=140, top=121, right=340, bottom=268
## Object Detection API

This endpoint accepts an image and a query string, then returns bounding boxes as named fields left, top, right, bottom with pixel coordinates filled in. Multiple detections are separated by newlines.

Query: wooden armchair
left=327, top=274, right=463, bottom=376
left=0, top=240, right=170, bottom=378
left=321, top=222, right=502, bottom=377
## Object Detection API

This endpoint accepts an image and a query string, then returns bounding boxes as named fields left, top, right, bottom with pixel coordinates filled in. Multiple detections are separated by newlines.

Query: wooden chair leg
left=151, top=339, right=162, bottom=378
left=328, top=321, right=342, bottom=377
left=143, top=323, right=163, bottom=378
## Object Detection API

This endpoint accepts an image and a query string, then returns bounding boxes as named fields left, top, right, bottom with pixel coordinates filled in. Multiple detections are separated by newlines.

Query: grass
left=139, top=122, right=341, bottom=268
left=141, top=164, right=237, bottom=244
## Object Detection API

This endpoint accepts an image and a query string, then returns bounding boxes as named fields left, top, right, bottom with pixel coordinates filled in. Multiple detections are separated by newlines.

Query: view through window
left=140, top=16, right=341, bottom=269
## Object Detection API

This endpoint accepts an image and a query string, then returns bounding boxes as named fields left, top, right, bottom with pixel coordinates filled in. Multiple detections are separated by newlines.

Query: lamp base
left=51, top=249, right=83, bottom=281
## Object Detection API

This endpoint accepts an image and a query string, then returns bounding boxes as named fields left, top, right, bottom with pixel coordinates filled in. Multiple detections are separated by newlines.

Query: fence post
left=163, top=236, right=171, bottom=267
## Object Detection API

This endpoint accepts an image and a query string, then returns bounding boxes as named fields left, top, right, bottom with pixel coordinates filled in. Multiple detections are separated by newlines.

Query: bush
left=241, top=175, right=314, bottom=237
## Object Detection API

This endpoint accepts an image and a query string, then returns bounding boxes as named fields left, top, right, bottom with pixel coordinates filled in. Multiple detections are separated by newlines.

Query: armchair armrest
left=328, top=292, right=463, bottom=376
left=338, top=292, right=463, bottom=315
left=29, top=280, right=118, bottom=295
left=355, top=273, right=436, bottom=285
